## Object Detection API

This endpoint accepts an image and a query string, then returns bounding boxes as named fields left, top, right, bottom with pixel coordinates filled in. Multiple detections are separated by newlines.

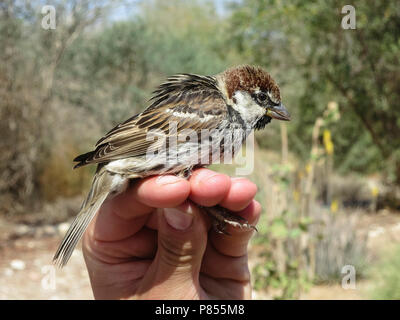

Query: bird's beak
left=266, top=103, right=291, bottom=121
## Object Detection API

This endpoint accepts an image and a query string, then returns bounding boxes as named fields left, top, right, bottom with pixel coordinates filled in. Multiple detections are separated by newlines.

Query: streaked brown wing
left=75, top=75, right=227, bottom=166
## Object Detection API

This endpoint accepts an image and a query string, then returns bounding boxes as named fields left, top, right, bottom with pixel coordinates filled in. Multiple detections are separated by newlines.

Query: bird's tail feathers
left=53, top=169, right=112, bottom=268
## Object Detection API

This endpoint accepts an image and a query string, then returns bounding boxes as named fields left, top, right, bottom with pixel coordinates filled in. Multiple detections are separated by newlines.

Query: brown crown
left=221, top=65, right=281, bottom=102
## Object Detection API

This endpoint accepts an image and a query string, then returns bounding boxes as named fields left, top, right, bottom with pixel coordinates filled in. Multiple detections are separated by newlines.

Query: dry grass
left=38, top=144, right=93, bottom=202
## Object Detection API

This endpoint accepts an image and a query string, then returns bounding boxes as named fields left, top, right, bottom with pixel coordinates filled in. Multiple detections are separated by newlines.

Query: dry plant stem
left=300, top=117, right=323, bottom=279
left=302, top=117, right=323, bottom=216
left=277, top=123, right=288, bottom=274
left=280, top=122, right=288, bottom=165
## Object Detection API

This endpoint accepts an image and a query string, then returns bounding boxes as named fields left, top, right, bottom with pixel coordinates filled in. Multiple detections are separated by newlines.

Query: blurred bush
left=38, top=144, right=93, bottom=202
left=0, top=0, right=233, bottom=214
left=2, top=0, right=399, bottom=214
left=245, top=102, right=368, bottom=298
left=228, top=0, right=400, bottom=185
left=368, top=246, right=400, bottom=299
left=312, top=209, right=368, bottom=282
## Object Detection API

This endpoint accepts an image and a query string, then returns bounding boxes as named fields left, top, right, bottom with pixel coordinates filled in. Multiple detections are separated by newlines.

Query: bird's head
left=217, top=65, right=290, bottom=130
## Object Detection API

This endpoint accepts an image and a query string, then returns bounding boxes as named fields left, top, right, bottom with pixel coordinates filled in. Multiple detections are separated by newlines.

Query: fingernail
left=156, top=175, right=182, bottom=185
left=231, top=177, right=246, bottom=181
left=164, top=207, right=193, bottom=231
left=196, top=169, right=220, bottom=183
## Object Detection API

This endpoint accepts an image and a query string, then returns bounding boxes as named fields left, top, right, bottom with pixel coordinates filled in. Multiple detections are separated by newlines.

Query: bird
left=53, top=65, right=290, bottom=267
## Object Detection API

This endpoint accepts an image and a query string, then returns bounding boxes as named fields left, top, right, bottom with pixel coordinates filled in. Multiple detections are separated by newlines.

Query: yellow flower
left=330, top=200, right=339, bottom=213
left=293, top=190, right=300, bottom=202
left=323, top=129, right=334, bottom=155
left=371, top=186, right=379, bottom=197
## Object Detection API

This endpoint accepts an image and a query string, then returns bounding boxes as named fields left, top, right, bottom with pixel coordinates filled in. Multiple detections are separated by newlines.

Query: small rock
left=368, top=226, right=385, bottom=238
left=43, top=225, right=57, bottom=236
left=57, top=222, right=70, bottom=235
left=4, top=268, right=14, bottom=276
left=10, top=259, right=26, bottom=270
left=14, top=224, right=30, bottom=237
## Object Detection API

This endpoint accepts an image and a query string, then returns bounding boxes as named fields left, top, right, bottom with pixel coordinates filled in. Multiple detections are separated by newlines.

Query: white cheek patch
left=232, top=91, right=266, bottom=126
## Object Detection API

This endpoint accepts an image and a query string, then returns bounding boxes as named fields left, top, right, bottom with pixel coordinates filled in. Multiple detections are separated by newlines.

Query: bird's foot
left=200, top=205, right=257, bottom=235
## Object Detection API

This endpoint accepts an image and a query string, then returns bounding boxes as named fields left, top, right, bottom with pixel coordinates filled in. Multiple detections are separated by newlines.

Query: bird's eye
left=256, top=92, right=268, bottom=103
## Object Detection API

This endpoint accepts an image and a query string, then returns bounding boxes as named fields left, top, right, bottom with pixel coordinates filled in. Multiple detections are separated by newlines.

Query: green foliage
left=0, top=0, right=235, bottom=209
left=368, top=246, right=400, bottom=300
left=228, top=0, right=400, bottom=183
left=253, top=254, right=311, bottom=300
left=57, top=0, right=232, bottom=129
left=251, top=163, right=314, bottom=299
left=252, top=213, right=314, bottom=299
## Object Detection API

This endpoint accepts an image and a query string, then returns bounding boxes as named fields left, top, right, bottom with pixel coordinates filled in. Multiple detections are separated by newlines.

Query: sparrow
left=53, top=65, right=290, bottom=267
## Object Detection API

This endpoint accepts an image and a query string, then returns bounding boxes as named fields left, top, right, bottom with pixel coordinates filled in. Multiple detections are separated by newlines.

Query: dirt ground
left=1, top=209, right=399, bottom=300
left=0, top=237, right=93, bottom=299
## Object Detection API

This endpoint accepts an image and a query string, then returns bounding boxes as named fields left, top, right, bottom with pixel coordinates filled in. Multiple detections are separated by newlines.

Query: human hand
left=82, top=168, right=261, bottom=299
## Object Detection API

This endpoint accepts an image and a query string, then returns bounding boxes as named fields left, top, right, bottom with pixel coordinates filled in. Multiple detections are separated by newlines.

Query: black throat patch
left=254, top=116, right=272, bottom=130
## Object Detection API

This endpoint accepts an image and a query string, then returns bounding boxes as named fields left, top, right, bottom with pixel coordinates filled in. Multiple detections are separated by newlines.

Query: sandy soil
left=0, top=237, right=93, bottom=299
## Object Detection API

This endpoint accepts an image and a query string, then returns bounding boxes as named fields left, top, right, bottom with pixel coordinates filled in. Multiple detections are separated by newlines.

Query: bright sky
left=109, top=0, right=232, bottom=21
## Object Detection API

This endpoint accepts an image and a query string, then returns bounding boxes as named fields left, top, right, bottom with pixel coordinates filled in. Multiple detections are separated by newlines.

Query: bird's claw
left=201, top=205, right=257, bottom=234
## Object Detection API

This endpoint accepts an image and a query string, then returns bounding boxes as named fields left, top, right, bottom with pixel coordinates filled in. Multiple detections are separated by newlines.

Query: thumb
left=139, top=201, right=208, bottom=299
left=158, top=201, right=208, bottom=277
